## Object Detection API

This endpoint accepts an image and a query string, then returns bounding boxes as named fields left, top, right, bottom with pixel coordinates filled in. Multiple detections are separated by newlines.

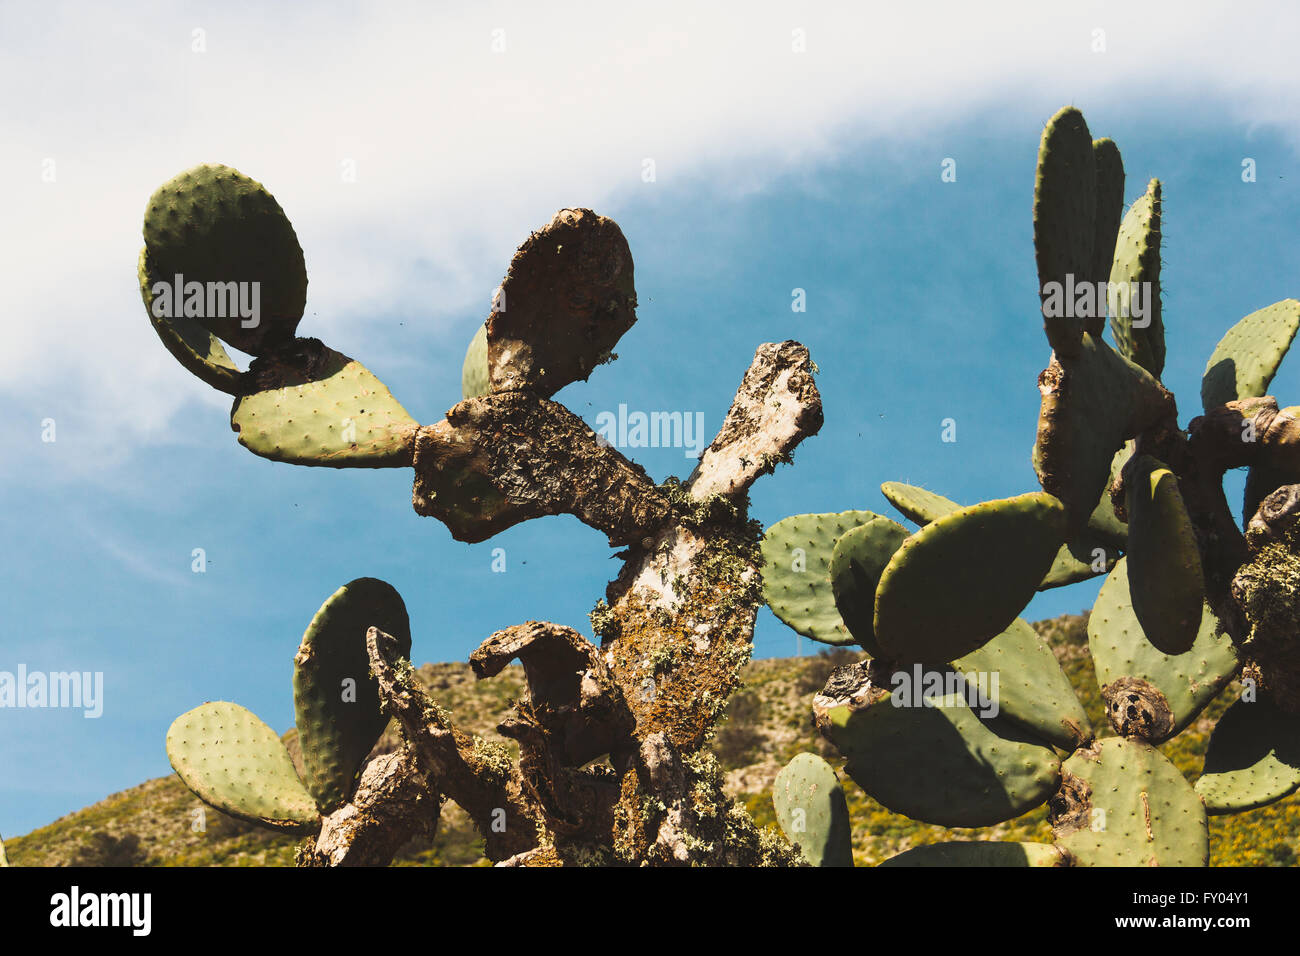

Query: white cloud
left=3, top=0, right=1299, bottom=470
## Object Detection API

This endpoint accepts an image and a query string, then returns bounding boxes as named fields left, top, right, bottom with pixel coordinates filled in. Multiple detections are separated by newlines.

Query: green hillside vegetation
left=8, top=615, right=1297, bottom=866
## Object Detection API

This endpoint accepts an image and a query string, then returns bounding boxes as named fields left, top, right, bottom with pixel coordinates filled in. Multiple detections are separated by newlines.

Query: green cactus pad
left=873, top=492, right=1067, bottom=662
left=823, top=690, right=1060, bottom=828
left=1201, top=299, right=1300, bottom=412
left=829, top=517, right=909, bottom=656
left=1088, top=558, right=1237, bottom=743
left=953, top=618, right=1091, bottom=750
left=138, top=247, right=243, bottom=395
left=1033, top=333, right=1168, bottom=535
left=1053, top=738, right=1207, bottom=866
left=142, top=164, right=307, bottom=355
left=165, top=701, right=319, bottom=831
left=231, top=338, right=418, bottom=467
left=1195, top=694, right=1300, bottom=814
left=293, top=578, right=411, bottom=812
left=1124, top=456, right=1204, bottom=655
left=879, top=481, right=961, bottom=525
left=461, top=322, right=490, bottom=400
left=760, top=511, right=882, bottom=646
left=1089, top=138, right=1126, bottom=315
left=1033, top=106, right=1097, bottom=358
left=880, top=841, right=1069, bottom=867
left=1107, top=179, right=1163, bottom=378
left=1086, top=442, right=1131, bottom=547
left=772, top=753, right=853, bottom=867
left=882, top=481, right=1117, bottom=589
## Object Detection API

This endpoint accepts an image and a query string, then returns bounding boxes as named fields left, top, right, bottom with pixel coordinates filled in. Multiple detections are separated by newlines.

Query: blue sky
left=4, top=1, right=1300, bottom=838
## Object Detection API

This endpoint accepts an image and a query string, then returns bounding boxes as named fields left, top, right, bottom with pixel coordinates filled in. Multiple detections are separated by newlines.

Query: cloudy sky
left=3, top=1, right=1300, bottom=838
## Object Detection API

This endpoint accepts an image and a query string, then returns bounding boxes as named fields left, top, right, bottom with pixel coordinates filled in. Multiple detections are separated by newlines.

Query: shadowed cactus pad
left=142, top=164, right=307, bottom=355
left=138, top=247, right=243, bottom=395
left=294, top=578, right=412, bottom=813
left=873, top=492, right=1067, bottom=662
left=760, top=510, right=881, bottom=647
left=815, top=676, right=1060, bottom=828
left=1051, top=738, right=1208, bottom=866
left=166, top=701, right=319, bottom=831
left=1124, top=456, right=1204, bottom=655
left=829, top=516, right=908, bottom=656
left=1201, top=299, right=1300, bottom=412
left=1195, top=694, right=1300, bottom=814
left=881, top=840, right=1069, bottom=867
left=772, top=753, right=853, bottom=867
left=462, top=322, right=490, bottom=400
left=1033, top=106, right=1097, bottom=357
left=1089, top=137, right=1125, bottom=310
left=232, top=338, right=418, bottom=467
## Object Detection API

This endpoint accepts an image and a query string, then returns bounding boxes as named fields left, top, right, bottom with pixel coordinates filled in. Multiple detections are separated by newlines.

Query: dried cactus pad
left=138, top=246, right=243, bottom=394
left=1033, top=106, right=1096, bottom=358
left=829, top=517, right=909, bottom=656
left=1195, top=695, right=1300, bottom=814
left=761, top=511, right=881, bottom=646
left=487, top=208, right=636, bottom=397
left=166, top=701, right=319, bottom=831
left=462, top=321, right=490, bottom=399
left=881, top=841, right=1069, bottom=867
left=1088, top=558, right=1236, bottom=743
left=294, top=578, right=411, bottom=812
left=1201, top=299, right=1300, bottom=412
left=772, top=753, right=853, bottom=867
left=232, top=338, right=417, bottom=467
left=1052, top=738, right=1207, bottom=867
left=873, top=492, right=1067, bottom=662
left=1124, top=456, right=1204, bottom=655
left=142, top=164, right=307, bottom=355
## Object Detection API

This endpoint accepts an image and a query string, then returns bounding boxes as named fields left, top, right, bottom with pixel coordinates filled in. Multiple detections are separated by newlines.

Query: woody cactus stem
left=299, top=342, right=821, bottom=866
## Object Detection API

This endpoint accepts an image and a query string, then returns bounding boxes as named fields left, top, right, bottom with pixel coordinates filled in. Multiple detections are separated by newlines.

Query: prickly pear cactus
left=764, top=103, right=1300, bottom=867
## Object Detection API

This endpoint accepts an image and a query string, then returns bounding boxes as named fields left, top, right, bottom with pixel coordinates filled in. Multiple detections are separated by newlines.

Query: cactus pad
left=1052, top=738, right=1208, bottom=866
left=772, top=753, right=853, bottom=867
left=1089, top=138, right=1126, bottom=311
left=231, top=338, right=418, bottom=467
left=953, top=617, right=1091, bottom=750
left=878, top=481, right=961, bottom=525
left=166, top=701, right=319, bottom=831
left=1088, top=558, right=1237, bottom=743
left=829, top=517, right=908, bottom=656
left=820, top=688, right=1060, bottom=828
left=142, top=164, right=307, bottom=355
left=487, top=208, right=637, bottom=397
left=293, top=578, right=411, bottom=812
left=462, top=322, right=490, bottom=399
left=1033, top=106, right=1097, bottom=357
left=760, top=511, right=881, bottom=646
left=1201, top=299, right=1300, bottom=412
left=880, top=841, right=1069, bottom=867
left=1107, top=179, right=1163, bottom=378
left=873, top=492, right=1067, bottom=662
left=1124, top=456, right=1204, bottom=655
left=138, top=247, right=243, bottom=395
left=1195, top=694, right=1300, bottom=814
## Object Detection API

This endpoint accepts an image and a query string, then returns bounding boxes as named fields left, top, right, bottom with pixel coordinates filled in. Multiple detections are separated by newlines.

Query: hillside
left=7, top=614, right=1299, bottom=867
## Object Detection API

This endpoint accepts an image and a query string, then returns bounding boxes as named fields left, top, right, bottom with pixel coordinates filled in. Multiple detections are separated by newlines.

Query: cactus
left=772, top=753, right=853, bottom=867
left=167, top=579, right=407, bottom=832
left=763, top=104, right=1300, bottom=867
